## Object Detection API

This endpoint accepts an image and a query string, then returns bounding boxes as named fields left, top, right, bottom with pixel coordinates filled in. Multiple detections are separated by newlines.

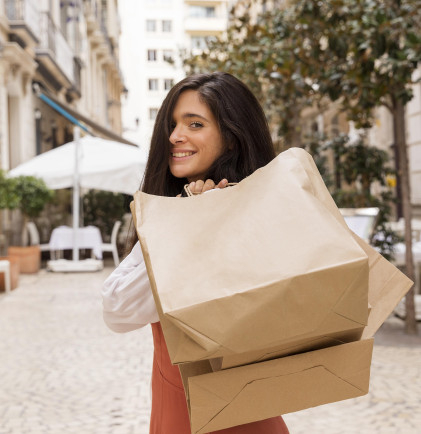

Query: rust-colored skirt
left=149, top=322, right=289, bottom=434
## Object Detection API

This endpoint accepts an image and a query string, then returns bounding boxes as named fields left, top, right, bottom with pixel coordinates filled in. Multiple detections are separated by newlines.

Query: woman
left=102, top=72, right=289, bottom=433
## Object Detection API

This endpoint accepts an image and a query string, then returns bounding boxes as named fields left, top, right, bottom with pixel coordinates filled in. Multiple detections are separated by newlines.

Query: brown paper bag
left=179, top=237, right=412, bottom=434
left=131, top=148, right=369, bottom=364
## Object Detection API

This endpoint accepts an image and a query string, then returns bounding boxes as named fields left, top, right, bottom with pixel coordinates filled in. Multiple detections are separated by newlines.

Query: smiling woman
left=102, top=72, right=289, bottom=434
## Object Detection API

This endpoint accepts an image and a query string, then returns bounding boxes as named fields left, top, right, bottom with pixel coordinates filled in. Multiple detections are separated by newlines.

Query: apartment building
left=119, top=0, right=229, bottom=150
left=0, top=0, right=127, bottom=172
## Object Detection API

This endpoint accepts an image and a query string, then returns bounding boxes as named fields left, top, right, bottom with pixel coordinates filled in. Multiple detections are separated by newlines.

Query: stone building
left=0, top=0, right=128, bottom=173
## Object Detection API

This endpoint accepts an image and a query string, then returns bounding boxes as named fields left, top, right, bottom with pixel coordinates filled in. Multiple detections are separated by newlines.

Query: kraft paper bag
left=131, top=148, right=369, bottom=364
left=180, top=339, right=374, bottom=434
left=179, top=237, right=412, bottom=434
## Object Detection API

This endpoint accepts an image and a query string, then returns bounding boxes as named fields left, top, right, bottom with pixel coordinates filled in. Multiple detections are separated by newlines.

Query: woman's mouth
left=171, top=151, right=195, bottom=159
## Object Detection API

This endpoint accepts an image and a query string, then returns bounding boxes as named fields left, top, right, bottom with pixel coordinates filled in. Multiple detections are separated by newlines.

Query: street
left=0, top=266, right=420, bottom=434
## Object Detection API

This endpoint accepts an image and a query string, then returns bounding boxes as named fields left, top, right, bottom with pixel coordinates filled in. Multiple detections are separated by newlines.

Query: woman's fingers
left=188, top=178, right=228, bottom=195
left=203, top=179, right=216, bottom=192
left=189, top=180, right=203, bottom=194
left=217, top=179, right=228, bottom=189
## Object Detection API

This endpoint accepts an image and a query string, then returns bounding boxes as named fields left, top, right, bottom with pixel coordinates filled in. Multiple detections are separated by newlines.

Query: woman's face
left=169, top=90, right=224, bottom=182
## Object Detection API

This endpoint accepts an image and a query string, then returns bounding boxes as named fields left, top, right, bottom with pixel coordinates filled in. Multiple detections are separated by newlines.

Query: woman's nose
left=169, top=125, right=186, bottom=144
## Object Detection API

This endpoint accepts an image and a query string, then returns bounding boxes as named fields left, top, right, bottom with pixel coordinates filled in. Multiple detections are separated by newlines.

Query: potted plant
left=7, top=175, right=54, bottom=273
left=0, top=171, right=20, bottom=289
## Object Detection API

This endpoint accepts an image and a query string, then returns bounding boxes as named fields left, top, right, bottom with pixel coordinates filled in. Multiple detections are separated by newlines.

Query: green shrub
left=82, top=190, right=128, bottom=242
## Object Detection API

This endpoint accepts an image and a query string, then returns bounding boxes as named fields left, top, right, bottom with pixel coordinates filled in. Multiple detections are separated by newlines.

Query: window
left=191, top=36, right=207, bottom=50
left=148, top=79, right=159, bottom=91
left=164, top=79, right=174, bottom=90
left=162, top=20, right=172, bottom=32
left=146, top=20, right=156, bottom=32
left=163, top=49, right=174, bottom=62
left=189, top=6, right=216, bottom=18
left=149, top=108, right=159, bottom=120
left=191, top=35, right=216, bottom=50
left=147, top=49, right=157, bottom=61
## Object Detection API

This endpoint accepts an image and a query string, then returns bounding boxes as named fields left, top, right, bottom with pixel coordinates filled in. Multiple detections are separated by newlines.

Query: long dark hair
left=127, top=72, right=276, bottom=251
left=142, top=72, right=275, bottom=196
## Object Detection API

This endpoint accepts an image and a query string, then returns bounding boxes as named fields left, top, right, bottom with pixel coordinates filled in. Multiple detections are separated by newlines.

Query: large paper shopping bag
left=131, top=148, right=369, bottom=364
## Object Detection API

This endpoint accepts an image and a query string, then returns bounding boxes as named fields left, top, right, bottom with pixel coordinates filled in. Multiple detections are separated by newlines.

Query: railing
left=38, top=12, right=75, bottom=83
left=84, top=0, right=115, bottom=59
left=84, top=0, right=99, bottom=21
left=5, top=0, right=40, bottom=38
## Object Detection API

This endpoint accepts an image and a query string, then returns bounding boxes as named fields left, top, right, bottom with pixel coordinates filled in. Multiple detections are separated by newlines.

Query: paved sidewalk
left=0, top=267, right=420, bottom=434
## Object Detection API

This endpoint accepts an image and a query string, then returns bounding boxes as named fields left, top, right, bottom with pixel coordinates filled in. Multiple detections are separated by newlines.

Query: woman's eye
left=190, top=121, right=203, bottom=128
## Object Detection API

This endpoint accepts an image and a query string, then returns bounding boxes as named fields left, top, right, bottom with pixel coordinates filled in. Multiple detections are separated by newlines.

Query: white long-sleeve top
left=102, top=241, right=159, bottom=332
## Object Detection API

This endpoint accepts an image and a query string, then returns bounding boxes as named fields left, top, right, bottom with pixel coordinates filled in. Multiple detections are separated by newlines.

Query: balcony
left=84, top=0, right=115, bottom=63
left=184, top=16, right=226, bottom=33
left=5, top=0, right=40, bottom=46
left=36, top=12, right=75, bottom=87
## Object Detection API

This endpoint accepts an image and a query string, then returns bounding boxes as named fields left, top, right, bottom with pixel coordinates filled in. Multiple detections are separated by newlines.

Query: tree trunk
left=288, top=104, right=302, bottom=148
left=393, top=98, right=417, bottom=334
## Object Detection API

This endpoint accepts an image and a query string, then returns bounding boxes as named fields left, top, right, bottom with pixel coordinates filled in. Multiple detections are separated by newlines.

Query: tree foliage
left=184, top=0, right=421, bottom=143
left=83, top=190, right=127, bottom=243
left=0, top=171, right=20, bottom=210
left=13, top=176, right=54, bottom=219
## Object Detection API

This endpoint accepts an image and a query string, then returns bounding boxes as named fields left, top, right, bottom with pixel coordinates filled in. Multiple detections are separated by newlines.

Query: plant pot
left=0, top=256, right=20, bottom=291
left=7, top=246, right=41, bottom=274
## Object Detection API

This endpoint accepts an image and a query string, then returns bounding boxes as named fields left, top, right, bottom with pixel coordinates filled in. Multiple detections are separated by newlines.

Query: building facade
left=0, top=0, right=126, bottom=172
left=119, top=0, right=229, bottom=150
left=368, top=67, right=421, bottom=217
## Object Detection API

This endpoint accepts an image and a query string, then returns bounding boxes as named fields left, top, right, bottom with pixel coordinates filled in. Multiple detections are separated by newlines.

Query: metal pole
left=72, top=126, right=80, bottom=261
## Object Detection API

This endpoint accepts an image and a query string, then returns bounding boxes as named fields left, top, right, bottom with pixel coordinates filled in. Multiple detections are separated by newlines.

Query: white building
left=119, top=0, right=229, bottom=151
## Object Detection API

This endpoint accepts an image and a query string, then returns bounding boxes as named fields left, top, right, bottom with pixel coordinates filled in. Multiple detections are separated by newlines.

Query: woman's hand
left=176, top=179, right=228, bottom=197
left=189, top=178, right=228, bottom=194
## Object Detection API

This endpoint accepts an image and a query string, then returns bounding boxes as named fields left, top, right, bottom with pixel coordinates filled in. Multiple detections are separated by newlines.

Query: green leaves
left=0, top=171, right=20, bottom=210
left=13, top=176, right=54, bottom=219
left=0, top=172, right=53, bottom=220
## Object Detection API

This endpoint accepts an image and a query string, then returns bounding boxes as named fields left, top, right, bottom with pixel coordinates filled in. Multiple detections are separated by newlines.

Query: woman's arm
left=102, top=241, right=159, bottom=332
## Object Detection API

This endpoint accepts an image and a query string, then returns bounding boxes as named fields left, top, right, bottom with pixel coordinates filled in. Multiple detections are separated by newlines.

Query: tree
left=13, top=176, right=54, bottom=245
left=280, top=0, right=421, bottom=333
left=184, top=0, right=421, bottom=333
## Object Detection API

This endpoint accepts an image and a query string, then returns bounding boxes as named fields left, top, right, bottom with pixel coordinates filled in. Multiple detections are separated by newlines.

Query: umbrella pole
left=73, top=126, right=80, bottom=261
left=45, top=129, right=103, bottom=272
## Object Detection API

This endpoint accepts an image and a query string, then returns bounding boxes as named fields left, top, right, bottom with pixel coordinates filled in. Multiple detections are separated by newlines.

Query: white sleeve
left=102, top=241, right=159, bottom=333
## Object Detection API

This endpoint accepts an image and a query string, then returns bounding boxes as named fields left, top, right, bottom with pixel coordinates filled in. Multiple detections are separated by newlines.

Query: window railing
left=5, top=0, right=40, bottom=38
left=38, top=12, right=75, bottom=83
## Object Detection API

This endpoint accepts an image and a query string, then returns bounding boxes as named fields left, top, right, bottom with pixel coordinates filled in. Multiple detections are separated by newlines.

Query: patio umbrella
left=8, top=135, right=147, bottom=195
left=9, top=131, right=147, bottom=269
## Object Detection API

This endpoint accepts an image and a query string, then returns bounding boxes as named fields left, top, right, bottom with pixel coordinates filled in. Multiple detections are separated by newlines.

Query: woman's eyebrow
left=182, top=113, right=210, bottom=122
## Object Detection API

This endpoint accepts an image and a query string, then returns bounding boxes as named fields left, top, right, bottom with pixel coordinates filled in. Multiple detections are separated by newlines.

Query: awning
left=33, top=84, right=137, bottom=147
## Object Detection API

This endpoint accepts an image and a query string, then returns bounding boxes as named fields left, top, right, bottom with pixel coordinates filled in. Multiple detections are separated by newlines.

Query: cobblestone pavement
left=0, top=266, right=420, bottom=434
